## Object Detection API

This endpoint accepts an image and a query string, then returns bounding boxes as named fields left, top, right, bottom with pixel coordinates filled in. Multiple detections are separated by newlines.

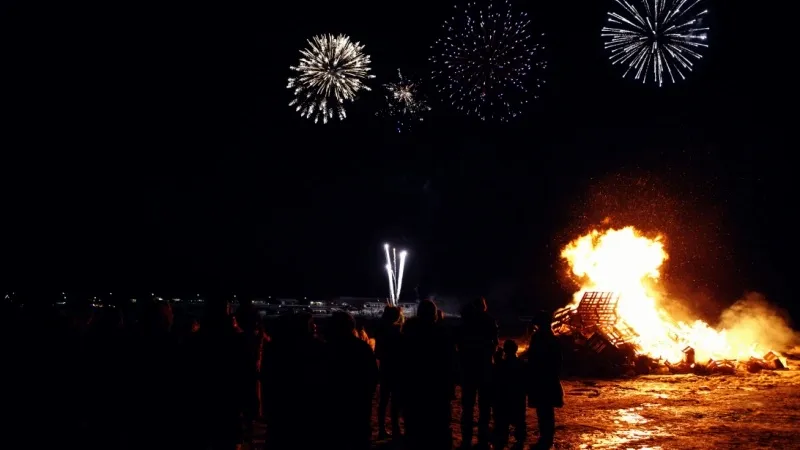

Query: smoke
left=717, top=292, right=800, bottom=354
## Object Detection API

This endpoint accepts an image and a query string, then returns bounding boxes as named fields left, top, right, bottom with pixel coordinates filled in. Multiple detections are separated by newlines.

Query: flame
left=561, top=226, right=774, bottom=363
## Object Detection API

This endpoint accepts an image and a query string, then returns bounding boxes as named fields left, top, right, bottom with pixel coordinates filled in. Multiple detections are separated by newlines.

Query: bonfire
left=555, top=226, right=787, bottom=373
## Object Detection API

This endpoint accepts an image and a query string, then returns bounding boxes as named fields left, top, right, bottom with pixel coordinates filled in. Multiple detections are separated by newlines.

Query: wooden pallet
left=576, top=292, right=621, bottom=327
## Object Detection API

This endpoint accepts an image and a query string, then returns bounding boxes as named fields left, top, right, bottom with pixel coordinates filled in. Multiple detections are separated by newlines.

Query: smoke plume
left=717, top=292, right=800, bottom=354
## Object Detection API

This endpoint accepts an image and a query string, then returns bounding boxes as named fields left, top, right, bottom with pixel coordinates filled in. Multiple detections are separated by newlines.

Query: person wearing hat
left=526, top=311, right=563, bottom=449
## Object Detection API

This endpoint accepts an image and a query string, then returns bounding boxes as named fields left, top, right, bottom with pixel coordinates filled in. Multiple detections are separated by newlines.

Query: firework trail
left=602, top=0, right=709, bottom=86
left=383, top=243, right=408, bottom=306
left=287, top=34, right=375, bottom=124
left=397, top=251, right=407, bottom=302
left=376, top=69, right=431, bottom=133
left=430, top=0, right=546, bottom=122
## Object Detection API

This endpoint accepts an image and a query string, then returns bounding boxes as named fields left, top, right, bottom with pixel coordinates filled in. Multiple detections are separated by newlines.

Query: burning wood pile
left=553, top=227, right=793, bottom=377
left=550, top=291, right=786, bottom=376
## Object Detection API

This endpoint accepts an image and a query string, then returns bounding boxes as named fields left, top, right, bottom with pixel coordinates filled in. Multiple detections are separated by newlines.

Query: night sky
left=1, top=1, right=789, bottom=318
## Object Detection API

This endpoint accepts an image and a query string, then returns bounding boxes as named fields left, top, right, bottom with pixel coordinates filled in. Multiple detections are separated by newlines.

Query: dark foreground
left=235, top=365, right=800, bottom=450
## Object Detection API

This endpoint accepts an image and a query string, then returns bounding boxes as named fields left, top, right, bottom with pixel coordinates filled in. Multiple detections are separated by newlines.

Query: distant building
left=332, top=296, right=383, bottom=305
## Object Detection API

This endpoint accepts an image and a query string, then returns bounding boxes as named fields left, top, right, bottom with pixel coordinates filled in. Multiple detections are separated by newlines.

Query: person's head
left=472, top=296, right=487, bottom=313
left=142, top=300, right=173, bottom=333
left=97, top=309, right=124, bottom=332
left=203, top=296, right=231, bottom=325
left=503, top=339, right=518, bottom=358
left=329, top=311, right=357, bottom=339
left=68, top=300, right=94, bottom=329
left=297, top=312, right=316, bottom=335
left=534, top=310, right=553, bottom=334
left=382, top=305, right=402, bottom=326
left=460, top=302, right=474, bottom=320
left=155, top=303, right=174, bottom=331
left=417, top=299, right=437, bottom=324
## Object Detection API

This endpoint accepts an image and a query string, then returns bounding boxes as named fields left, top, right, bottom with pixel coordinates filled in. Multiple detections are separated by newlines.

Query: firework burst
left=602, top=0, right=709, bottom=86
left=376, top=69, right=431, bottom=133
left=430, top=0, right=546, bottom=122
left=288, top=34, right=375, bottom=124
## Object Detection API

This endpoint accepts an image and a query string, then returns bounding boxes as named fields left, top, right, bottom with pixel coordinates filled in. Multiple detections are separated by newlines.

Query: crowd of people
left=2, top=296, right=563, bottom=450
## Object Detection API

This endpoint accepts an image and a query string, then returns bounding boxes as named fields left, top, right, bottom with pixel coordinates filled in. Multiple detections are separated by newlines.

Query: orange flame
left=561, top=227, right=773, bottom=363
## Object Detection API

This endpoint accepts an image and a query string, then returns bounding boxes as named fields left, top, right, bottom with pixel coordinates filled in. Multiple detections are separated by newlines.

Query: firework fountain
left=383, top=243, right=407, bottom=306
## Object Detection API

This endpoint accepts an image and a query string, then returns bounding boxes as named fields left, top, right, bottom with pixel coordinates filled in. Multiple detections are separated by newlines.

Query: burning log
left=682, top=346, right=695, bottom=365
left=746, top=357, right=766, bottom=373
left=763, top=351, right=786, bottom=370
left=706, top=359, right=736, bottom=375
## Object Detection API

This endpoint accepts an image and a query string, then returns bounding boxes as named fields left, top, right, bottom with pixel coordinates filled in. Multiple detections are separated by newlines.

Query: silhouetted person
left=402, top=299, right=457, bottom=450
left=9, top=299, right=74, bottom=448
left=456, top=297, right=498, bottom=449
left=89, top=308, right=130, bottom=449
left=376, top=305, right=404, bottom=439
left=527, top=312, right=563, bottom=450
left=236, top=298, right=264, bottom=441
left=325, top=311, right=379, bottom=450
left=131, top=301, right=181, bottom=449
left=261, top=313, right=327, bottom=450
left=493, top=340, right=528, bottom=449
left=64, top=301, right=96, bottom=446
left=184, top=298, right=249, bottom=450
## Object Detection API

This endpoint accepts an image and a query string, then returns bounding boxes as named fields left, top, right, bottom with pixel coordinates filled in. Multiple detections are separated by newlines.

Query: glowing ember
left=561, top=226, right=781, bottom=364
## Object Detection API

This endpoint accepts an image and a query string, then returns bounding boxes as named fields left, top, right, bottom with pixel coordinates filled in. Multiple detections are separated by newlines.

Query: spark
left=376, top=69, right=431, bottom=133
left=287, top=34, right=375, bottom=124
left=430, top=0, right=546, bottom=122
left=601, top=0, right=709, bottom=86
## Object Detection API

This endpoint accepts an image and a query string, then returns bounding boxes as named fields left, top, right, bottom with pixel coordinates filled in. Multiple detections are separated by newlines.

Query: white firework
left=602, top=0, right=709, bottom=86
left=377, top=69, right=431, bottom=133
left=430, top=0, right=546, bottom=122
left=383, top=243, right=407, bottom=306
left=288, top=34, right=375, bottom=124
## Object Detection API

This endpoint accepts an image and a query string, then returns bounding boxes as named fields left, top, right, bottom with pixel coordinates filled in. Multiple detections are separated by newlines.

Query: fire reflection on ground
left=573, top=405, right=674, bottom=449
left=538, top=368, right=800, bottom=450
left=394, top=363, right=800, bottom=450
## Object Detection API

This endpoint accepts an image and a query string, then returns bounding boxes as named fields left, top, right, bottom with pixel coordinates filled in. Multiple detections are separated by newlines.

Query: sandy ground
left=247, top=365, right=800, bottom=450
